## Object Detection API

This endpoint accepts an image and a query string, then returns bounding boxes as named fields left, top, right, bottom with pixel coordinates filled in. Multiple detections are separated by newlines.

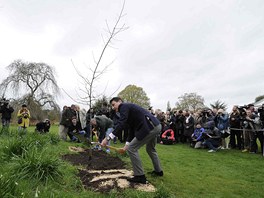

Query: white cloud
left=0, top=0, right=264, bottom=112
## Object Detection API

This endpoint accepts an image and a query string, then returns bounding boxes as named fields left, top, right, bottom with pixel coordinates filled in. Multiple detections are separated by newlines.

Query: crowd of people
left=1, top=96, right=264, bottom=184
left=152, top=104, right=264, bottom=154
left=57, top=101, right=264, bottom=156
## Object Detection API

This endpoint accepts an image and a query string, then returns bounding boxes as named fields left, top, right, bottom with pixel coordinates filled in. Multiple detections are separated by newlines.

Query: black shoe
left=149, top=170, right=163, bottom=176
left=127, top=175, right=148, bottom=184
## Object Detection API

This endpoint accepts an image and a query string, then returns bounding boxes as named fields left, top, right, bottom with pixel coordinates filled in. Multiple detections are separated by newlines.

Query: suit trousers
left=127, top=124, right=162, bottom=176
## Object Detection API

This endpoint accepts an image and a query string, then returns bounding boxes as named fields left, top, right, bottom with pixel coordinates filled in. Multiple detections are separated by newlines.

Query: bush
left=1, top=137, right=31, bottom=161
left=11, top=147, right=64, bottom=184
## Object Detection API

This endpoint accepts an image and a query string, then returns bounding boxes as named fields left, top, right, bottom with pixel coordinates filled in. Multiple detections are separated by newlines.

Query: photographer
left=215, top=109, right=230, bottom=149
left=17, top=104, right=30, bottom=134
left=242, top=109, right=263, bottom=154
left=202, top=121, right=222, bottom=152
left=258, top=104, right=264, bottom=155
left=229, top=105, right=242, bottom=149
left=0, top=98, right=14, bottom=129
left=258, top=104, right=264, bottom=124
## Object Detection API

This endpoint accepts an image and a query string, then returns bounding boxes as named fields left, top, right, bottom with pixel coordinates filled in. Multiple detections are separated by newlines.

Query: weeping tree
left=0, top=59, right=60, bottom=121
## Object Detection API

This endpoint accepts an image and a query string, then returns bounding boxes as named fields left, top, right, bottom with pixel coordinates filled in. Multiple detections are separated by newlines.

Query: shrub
left=11, top=147, right=64, bottom=184
left=1, top=137, right=31, bottom=161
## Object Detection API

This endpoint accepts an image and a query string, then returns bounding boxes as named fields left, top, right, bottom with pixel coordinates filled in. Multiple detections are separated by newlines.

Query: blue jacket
left=192, top=127, right=205, bottom=141
left=216, top=113, right=229, bottom=130
left=112, top=103, right=160, bottom=141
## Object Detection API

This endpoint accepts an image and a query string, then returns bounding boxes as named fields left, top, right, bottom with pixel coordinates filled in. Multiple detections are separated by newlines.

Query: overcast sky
left=0, top=0, right=264, bottom=112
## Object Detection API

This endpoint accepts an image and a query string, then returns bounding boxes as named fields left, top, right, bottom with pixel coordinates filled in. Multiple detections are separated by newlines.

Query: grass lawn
left=0, top=125, right=264, bottom=198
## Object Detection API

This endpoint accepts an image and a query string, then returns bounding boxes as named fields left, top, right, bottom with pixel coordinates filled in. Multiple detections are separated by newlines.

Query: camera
left=202, top=109, right=210, bottom=117
left=237, top=105, right=248, bottom=119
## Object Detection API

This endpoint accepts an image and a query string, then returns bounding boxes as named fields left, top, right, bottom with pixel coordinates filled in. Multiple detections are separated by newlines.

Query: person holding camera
left=229, top=105, right=242, bottom=150
left=0, top=98, right=14, bottom=129
left=17, top=104, right=30, bottom=133
left=242, top=108, right=262, bottom=154
left=215, top=109, right=230, bottom=149
left=258, top=104, right=264, bottom=155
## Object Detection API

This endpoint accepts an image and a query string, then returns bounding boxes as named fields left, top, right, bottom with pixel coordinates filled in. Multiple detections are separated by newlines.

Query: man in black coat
left=101, top=97, right=163, bottom=184
left=0, top=99, right=14, bottom=129
left=35, top=119, right=51, bottom=133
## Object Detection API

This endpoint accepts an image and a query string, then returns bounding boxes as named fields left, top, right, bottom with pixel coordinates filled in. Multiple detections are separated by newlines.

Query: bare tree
left=0, top=59, right=60, bottom=120
left=69, top=0, right=128, bottom=111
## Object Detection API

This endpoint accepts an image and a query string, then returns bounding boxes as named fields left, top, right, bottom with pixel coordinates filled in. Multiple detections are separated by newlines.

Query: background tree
left=166, top=101, right=171, bottom=112
left=92, top=95, right=110, bottom=115
left=175, top=92, right=205, bottom=111
left=255, top=95, right=264, bottom=103
left=210, top=100, right=227, bottom=111
left=118, top=84, right=150, bottom=109
left=0, top=59, right=60, bottom=121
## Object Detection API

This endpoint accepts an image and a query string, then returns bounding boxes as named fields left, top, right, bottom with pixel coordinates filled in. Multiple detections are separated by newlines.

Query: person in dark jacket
left=0, top=98, right=14, bottom=129
left=85, top=108, right=95, bottom=140
left=68, top=116, right=86, bottom=142
left=101, top=97, right=163, bottom=184
left=202, top=121, right=222, bottom=152
left=35, top=119, right=51, bottom=133
left=90, top=115, right=114, bottom=152
left=59, top=105, right=76, bottom=141
left=229, top=105, right=242, bottom=149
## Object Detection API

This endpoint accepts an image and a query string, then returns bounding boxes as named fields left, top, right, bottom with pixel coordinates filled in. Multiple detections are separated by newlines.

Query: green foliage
left=154, top=184, right=172, bottom=198
left=175, top=92, right=205, bottom=111
left=1, top=125, right=264, bottom=197
left=48, top=133, right=61, bottom=145
left=0, top=174, right=20, bottom=198
left=92, top=95, right=110, bottom=114
left=210, top=99, right=227, bottom=110
left=1, top=136, right=33, bottom=161
left=11, top=147, right=64, bottom=184
left=118, top=84, right=150, bottom=109
left=255, top=95, right=264, bottom=103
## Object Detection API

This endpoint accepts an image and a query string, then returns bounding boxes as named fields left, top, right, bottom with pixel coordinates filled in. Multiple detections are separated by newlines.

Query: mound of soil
left=62, top=148, right=126, bottom=170
left=62, top=147, right=156, bottom=193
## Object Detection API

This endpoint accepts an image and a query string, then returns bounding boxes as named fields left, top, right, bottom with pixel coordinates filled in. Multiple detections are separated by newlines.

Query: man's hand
left=101, top=138, right=108, bottom=147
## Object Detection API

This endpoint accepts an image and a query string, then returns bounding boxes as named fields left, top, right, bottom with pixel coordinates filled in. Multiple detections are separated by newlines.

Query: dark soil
left=62, top=149, right=129, bottom=193
left=62, top=149, right=126, bottom=170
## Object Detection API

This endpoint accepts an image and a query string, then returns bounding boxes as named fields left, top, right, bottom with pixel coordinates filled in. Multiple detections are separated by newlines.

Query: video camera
left=201, top=109, right=210, bottom=117
left=237, top=105, right=249, bottom=119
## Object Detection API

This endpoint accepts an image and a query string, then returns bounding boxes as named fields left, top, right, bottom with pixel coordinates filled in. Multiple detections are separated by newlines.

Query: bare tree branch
left=65, top=0, right=128, bottom=110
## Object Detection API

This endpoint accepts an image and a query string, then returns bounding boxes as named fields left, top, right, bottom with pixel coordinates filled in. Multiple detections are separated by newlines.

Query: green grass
left=0, top=125, right=264, bottom=198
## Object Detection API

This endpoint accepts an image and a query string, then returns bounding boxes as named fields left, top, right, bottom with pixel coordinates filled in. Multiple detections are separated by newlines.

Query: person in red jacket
left=160, top=129, right=175, bottom=145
